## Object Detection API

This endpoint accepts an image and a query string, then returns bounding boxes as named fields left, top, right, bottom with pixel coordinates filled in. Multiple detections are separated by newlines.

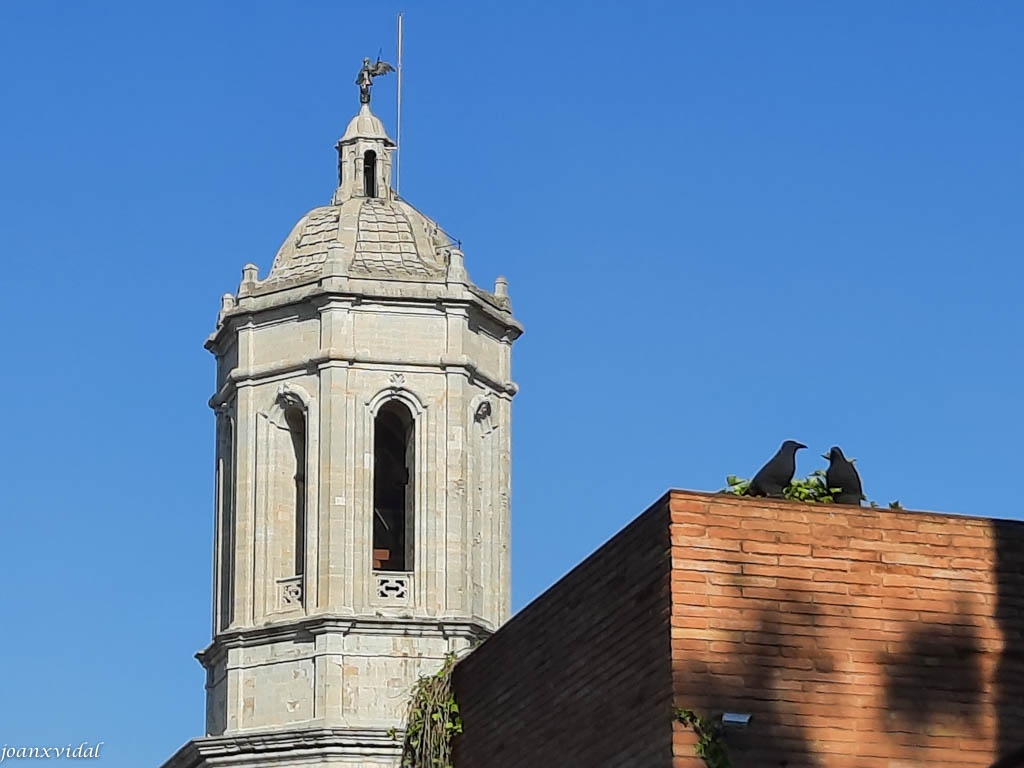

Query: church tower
left=163, top=63, right=522, bottom=768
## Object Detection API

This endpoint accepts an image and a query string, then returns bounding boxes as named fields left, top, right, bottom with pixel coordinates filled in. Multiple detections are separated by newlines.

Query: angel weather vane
left=356, top=56, right=395, bottom=105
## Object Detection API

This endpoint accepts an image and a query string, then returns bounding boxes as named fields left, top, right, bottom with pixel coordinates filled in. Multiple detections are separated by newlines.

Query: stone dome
left=262, top=196, right=453, bottom=288
left=216, top=99, right=516, bottom=339
left=245, top=102, right=465, bottom=290
left=233, top=100, right=511, bottom=321
left=339, top=104, right=393, bottom=144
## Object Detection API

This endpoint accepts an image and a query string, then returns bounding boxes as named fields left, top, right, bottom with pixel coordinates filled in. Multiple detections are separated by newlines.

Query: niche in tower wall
left=373, top=400, right=413, bottom=571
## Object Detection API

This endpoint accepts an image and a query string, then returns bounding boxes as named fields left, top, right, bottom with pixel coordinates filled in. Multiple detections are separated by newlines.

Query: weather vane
left=356, top=56, right=395, bottom=105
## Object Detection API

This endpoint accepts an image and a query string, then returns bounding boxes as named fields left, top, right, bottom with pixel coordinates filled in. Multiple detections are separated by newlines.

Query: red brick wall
left=670, top=490, right=1024, bottom=768
left=451, top=490, right=1024, bottom=768
left=452, top=499, right=675, bottom=768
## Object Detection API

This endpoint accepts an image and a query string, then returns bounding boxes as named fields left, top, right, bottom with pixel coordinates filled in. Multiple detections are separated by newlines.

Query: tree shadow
left=878, top=608, right=983, bottom=729
left=993, top=519, right=1024, bottom=765
left=991, top=745, right=1024, bottom=768
left=674, top=588, right=826, bottom=768
left=678, top=589, right=992, bottom=766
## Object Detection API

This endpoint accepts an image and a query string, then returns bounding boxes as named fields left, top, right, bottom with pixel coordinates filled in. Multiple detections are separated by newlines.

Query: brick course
left=453, top=490, right=1024, bottom=768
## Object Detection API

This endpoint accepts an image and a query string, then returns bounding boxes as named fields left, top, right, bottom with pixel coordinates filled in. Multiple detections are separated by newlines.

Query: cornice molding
left=207, top=353, right=517, bottom=410
left=196, top=615, right=492, bottom=667
left=207, top=279, right=522, bottom=352
left=161, top=727, right=402, bottom=768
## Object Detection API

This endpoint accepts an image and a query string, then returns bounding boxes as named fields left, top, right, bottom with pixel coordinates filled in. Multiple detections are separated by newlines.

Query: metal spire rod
left=396, top=11, right=404, bottom=195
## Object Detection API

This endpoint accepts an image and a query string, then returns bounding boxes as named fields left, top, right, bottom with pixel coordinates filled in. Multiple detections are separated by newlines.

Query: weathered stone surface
left=163, top=101, right=521, bottom=768
left=254, top=104, right=466, bottom=293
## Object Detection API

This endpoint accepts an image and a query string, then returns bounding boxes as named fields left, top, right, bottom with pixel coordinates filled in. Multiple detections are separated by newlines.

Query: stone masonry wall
left=451, top=501, right=675, bottom=768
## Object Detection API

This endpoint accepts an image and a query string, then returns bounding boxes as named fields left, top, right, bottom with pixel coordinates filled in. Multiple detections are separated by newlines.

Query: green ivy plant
left=388, top=653, right=463, bottom=768
left=723, top=463, right=903, bottom=509
left=873, top=500, right=904, bottom=510
left=722, top=470, right=837, bottom=504
left=674, top=708, right=731, bottom=768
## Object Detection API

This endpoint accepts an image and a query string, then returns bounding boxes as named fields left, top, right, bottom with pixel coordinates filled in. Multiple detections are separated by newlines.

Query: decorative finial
left=238, top=263, right=259, bottom=297
left=355, top=56, right=395, bottom=105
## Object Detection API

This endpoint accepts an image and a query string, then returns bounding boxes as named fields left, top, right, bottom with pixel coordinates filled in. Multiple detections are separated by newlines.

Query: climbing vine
left=388, top=653, right=463, bottom=768
left=674, top=708, right=731, bottom=768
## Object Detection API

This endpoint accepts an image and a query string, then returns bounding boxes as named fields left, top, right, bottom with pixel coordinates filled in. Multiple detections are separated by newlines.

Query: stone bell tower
left=162, top=63, right=522, bottom=768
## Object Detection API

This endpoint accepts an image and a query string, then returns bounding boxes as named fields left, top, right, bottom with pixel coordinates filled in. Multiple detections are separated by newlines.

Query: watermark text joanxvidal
left=0, top=743, right=103, bottom=762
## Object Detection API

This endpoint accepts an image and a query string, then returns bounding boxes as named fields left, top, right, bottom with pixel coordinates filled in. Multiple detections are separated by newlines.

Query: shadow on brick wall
left=993, top=520, right=1024, bottom=766
left=675, top=589, right=825, bottom=768
left=878, top=606, right=983, bottom=730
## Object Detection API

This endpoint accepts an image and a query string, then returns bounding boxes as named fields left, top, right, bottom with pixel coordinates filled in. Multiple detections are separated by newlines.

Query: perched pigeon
left=748, top=440, right=807, bottom=497
left=823, top=446, right=864, bottom=506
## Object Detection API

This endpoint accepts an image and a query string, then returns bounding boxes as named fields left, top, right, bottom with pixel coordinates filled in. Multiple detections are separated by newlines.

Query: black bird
left=748, top=440, right=807, bottom=497
left=823, top=446, right=864, bottom=505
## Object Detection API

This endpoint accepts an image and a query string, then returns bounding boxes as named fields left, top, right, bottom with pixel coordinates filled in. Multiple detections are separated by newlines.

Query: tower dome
left=265, top=196, right=452, bottom=286
left=340, top=102, right=390, bottom=143
left=233, top=100, right=512, bottom=321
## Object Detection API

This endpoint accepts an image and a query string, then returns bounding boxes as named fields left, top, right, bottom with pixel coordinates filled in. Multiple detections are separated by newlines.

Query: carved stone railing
left=373, top=571, right=412, bottom=607
left=276, top=575, right=304, bottom=611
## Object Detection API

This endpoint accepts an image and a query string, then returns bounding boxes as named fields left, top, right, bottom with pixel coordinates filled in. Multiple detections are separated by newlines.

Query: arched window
left=373, top=400, right=413, bottom=571
left=363, top=150, right=377, bottom=198
left=218, top=416, right=235, bottom=631
left=284, top=407, right=307, bottom=577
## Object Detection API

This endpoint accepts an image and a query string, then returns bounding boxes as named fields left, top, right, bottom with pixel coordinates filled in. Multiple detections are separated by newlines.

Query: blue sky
left=0, top=1, right=1021, bottom=765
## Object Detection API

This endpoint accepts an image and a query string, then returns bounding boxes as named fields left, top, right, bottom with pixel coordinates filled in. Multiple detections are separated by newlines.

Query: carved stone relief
left=278, top=576, right=304, bottom=610
left=473, top=398, right=497, bottom=436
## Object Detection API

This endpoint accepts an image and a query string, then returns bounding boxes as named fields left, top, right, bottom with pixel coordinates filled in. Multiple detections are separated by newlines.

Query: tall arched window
left=218, top=416, right=235, bottom=631
left=363, top=150, right=377, bottom=198
left=284, top=407, right=307, bottom=577
left=373, top=400, right=413, bottom=571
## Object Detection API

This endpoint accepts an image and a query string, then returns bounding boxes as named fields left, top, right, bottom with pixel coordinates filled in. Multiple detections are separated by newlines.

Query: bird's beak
left=821, top=453, right=830, bottom=460
left=796, top=443, right=807, bottom=450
